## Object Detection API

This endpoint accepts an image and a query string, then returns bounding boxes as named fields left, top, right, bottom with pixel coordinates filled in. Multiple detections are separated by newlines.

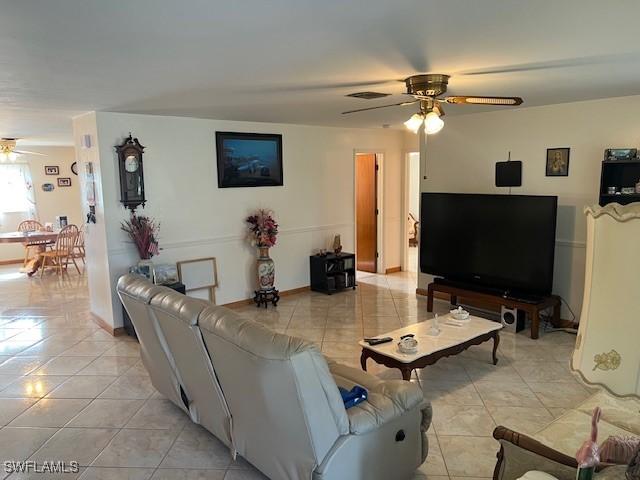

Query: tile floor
left=0, top=265, right=593, bottom=480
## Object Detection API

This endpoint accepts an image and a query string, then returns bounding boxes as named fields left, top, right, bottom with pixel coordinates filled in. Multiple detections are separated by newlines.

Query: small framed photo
left=153, top=264, right=180, bottom=285
left=546, top=148, right=570, bottom=177
left=57, top=177, right=72, bottom=187
left=45, top=165, right=59, bottom=175
left=129, top=264, right=154, bottom=281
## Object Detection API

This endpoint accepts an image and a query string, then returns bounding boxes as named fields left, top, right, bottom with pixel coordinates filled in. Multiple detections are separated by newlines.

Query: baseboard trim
left=0, top=259, right=22, bottom=266
left=385, top=266, right=401, bottom=274
left=91, top=312, right=127, bottom=337
left=223, top=285, right=311, bottom=308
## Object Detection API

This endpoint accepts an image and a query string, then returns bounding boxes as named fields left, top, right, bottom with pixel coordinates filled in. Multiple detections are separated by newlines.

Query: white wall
left=75, top=111, right=405, bottom=329
left=405, top=152, right=420, bottom=273
left=408, top=152, right=420, bottom=219
left=73, top=112, right=115, bottom=327
left=0, top=147, right=81, bottom=262
left=406, top=95, right=640, bottom=320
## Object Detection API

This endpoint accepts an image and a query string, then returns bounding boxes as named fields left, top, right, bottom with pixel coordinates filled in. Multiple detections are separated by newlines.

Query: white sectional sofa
left=117, top=274, right=431, bottom=480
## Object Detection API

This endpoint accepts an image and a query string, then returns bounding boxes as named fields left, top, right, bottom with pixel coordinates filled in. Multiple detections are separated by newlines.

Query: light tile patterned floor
left=0, top=266, right=592, bottom=480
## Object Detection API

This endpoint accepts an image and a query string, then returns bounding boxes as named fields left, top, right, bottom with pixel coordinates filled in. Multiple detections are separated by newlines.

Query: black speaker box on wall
left=495, top=161, right=522, bottom=187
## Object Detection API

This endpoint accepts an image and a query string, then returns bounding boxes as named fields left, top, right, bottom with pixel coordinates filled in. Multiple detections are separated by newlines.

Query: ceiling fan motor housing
left=405, top=74, right=450, bottom=97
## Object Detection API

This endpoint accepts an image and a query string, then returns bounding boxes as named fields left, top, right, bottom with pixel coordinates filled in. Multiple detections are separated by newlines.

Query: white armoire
left=572, top=203, right=640, bottom=397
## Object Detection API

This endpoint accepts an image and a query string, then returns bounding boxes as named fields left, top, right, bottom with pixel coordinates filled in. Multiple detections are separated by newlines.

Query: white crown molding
left=585, top=202, right=640, bottom=222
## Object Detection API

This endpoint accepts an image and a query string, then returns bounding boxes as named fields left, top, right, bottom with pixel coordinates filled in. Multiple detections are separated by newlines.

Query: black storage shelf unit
left=310, top=252, right=357, bottom=295
left=599, top=159, right=640, bottom=206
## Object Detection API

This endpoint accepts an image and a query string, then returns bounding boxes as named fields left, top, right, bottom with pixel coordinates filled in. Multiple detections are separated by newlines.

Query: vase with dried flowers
left=121, top=213, right=160, bottom=278
left=246, top=209, right=278, bottom=291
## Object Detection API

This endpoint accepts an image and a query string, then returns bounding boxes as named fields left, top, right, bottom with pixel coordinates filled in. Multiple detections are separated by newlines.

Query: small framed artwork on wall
left=546, top=148, right=570, bottom=176
left=45, top=165, right=59, bottom=175
left=57, top=177, right=72, bottom=187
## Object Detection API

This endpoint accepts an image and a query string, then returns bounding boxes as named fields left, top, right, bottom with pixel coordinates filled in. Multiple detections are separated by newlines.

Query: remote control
left=364, top=336, right=393, bottom=346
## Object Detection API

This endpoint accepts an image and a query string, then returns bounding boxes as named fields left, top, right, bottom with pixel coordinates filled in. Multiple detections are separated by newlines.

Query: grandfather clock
left=116, top=134, right=146, bottom=212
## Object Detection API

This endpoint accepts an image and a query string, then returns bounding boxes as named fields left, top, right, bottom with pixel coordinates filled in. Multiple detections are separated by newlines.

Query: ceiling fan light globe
left=404, top=113, right=424, bottom=133
left=424, top=111, right=444, bottom=134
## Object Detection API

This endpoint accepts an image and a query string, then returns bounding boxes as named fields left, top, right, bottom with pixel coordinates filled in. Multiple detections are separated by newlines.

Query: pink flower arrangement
left=246, top=209, right=278, bottom=248
left=121, top=213, right=160, bottom=260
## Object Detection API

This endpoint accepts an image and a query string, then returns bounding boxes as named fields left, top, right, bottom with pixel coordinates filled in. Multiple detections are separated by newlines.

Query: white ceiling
left=3, top=0, right=640, bottom=145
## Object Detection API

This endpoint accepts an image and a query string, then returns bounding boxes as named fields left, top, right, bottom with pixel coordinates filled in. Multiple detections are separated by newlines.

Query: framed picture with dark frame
left=57, top=177, right=72, bottom=187
left=215, top=132, right=283, bottom=188
left=546, top=148, right=570, bottom=177
left=45, top=165, right=59, bottom=175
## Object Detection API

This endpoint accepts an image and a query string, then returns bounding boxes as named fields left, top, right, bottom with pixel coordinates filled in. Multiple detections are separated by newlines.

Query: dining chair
left=70, top=226, right=86, bottom=270
left=18, top=219, right=45, bottom=267
left=40, top=224, right=80, bottom=277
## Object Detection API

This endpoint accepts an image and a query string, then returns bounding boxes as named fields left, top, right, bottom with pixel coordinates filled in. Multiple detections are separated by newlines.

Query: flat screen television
left=420, top=193, right=557, bottom=296
left=216, top=132, right=283, bottom=188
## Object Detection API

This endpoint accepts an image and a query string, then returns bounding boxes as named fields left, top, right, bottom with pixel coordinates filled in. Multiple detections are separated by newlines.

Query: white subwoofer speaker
left=500, top=306, right=526, bottom=332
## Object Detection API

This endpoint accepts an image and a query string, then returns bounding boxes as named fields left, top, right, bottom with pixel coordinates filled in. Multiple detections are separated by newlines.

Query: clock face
left=125, top=155, right=139, bottom=173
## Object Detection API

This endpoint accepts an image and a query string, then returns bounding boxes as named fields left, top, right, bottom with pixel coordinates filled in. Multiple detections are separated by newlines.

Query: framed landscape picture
left=215, top=132, right=283, bottom=188
left=546, top=148, right=570, bottom=176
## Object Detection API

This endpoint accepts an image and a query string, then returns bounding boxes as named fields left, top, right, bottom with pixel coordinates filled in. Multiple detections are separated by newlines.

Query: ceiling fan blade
left=342, top=100, right=418, bottom=115
left=456, top=52, right=640, bottom=76
left=262, top=79, right=399, bottom=93
left=443, top=96, right=523, bottom=106
left=14, top=150, right=47, bottom=156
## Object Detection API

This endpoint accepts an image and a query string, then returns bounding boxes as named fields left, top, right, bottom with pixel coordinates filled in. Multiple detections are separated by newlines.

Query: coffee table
left=359, top=315, right=502, bottom=381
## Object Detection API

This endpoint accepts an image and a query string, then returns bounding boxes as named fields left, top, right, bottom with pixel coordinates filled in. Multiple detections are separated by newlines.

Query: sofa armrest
left=327, top=359, right=429, bottom=435
left=493, top=426, right=577, bottom=480
left=492, top=427, right=615, bottom=480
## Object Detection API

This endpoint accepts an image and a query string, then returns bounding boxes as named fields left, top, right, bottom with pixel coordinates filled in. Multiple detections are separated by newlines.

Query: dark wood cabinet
left=599, top=159, right=640, bottom=206
left=310, top=253, right=357, bottom=295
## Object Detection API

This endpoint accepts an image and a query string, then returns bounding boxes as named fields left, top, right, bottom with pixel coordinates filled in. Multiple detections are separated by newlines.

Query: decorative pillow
left=599, top=435, right=640, bottom=464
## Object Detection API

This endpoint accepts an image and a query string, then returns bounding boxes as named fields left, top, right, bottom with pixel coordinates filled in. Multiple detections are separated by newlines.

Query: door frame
left=353, top=150, right=384, bottom=274
left=402, top=151, right=420, bottom=274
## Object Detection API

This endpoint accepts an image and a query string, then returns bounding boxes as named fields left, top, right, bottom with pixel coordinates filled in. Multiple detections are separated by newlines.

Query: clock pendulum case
left=115, top=134, right=146, bottom=212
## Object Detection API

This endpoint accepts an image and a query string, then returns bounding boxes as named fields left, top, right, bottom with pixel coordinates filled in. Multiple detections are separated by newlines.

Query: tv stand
left=426, top=281, right=561, bottom=339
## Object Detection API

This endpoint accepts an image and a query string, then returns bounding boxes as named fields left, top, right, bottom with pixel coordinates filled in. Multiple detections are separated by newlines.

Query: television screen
left=216, top=132, right=283, bottom=188
left=420, top=193, right=557, bottom=296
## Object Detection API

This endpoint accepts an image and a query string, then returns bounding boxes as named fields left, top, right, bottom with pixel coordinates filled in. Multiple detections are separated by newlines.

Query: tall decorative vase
left=257, top=247, right=275, bottom=290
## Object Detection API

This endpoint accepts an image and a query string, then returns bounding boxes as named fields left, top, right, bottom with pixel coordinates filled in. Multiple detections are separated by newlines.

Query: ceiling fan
left=342, top=74, right=523, bottom=134
left=0, top=138, right=46, bottom=161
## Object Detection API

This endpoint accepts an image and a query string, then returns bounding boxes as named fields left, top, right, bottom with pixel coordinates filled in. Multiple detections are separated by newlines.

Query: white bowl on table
left=397, top=337, right=419, bottom=354
left=449, top=307, right=470, bottom=321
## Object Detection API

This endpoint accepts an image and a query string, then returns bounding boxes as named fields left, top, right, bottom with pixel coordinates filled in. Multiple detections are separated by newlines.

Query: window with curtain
left=0, top=163, right=36, bottom=215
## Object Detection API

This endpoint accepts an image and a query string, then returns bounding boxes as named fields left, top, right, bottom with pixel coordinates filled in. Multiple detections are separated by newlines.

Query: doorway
left=404, top=152, right=420, bottom=273
left=355, top=153, right=379, bottom=273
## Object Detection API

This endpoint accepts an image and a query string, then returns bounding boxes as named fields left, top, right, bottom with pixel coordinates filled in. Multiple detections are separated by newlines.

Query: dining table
left=0, top=230, right=60, bottom=275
